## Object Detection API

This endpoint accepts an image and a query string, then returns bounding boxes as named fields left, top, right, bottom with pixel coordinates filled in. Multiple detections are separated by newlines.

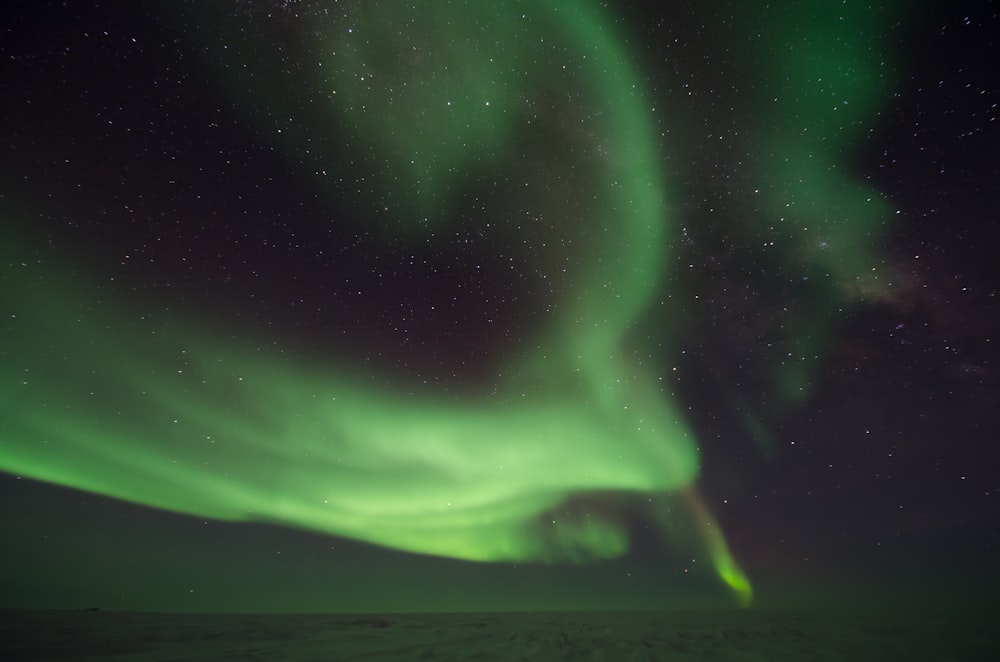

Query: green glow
left=1, top=1, right=706, bottom=570
left=682, top=489, right=753, bottom=607
left=737, top=1, right=902, bottom=400
left=320, top=0, right=670, bottom=353
left=1, top=231, right=697, bottom=562
left=1, top=0, right=901, bottom=605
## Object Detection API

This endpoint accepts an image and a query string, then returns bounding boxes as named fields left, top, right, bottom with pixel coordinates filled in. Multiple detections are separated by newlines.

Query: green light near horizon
left=1, top=0, right=903, bottom=607
left=2, top=242, right=701, bottom=562
left=680, top=489, right=753, bottom=607
left=1, top=0, right=705, bottom=574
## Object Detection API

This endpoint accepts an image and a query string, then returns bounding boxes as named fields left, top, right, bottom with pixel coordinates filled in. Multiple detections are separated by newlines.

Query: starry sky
left=1, top=0, right=998, bottom=613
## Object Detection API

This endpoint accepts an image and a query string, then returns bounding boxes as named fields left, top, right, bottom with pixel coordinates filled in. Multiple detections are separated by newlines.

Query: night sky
left=2, top=0, right=998, bottom=614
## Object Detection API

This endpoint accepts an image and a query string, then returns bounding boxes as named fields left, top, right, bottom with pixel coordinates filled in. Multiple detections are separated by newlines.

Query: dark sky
left=1, top=0, right=998, bottom=613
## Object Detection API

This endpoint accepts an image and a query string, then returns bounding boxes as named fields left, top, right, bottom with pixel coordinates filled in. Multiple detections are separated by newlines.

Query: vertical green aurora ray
left=2, top=0, right=757, bottom=597
left=681, top=489, right=753, bottom=607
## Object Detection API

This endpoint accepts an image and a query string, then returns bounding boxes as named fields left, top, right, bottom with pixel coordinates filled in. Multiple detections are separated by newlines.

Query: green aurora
left=1, top=0, right=900, bottom=609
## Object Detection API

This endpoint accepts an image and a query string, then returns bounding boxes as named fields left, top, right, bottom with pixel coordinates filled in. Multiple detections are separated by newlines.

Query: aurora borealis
left=2, top=0, right=999, bottom=614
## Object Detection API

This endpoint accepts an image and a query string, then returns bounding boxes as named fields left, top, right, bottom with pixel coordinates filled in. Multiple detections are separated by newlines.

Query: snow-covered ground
left=2, top=605, right=996, bottom=660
